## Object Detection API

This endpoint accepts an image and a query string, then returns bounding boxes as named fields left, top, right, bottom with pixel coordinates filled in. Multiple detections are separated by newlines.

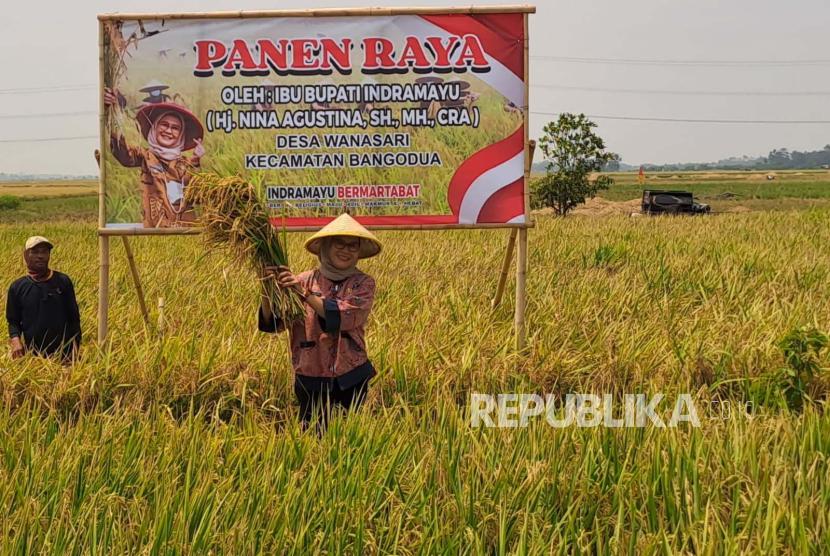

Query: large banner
left=100, top=9, right=529, bottom=230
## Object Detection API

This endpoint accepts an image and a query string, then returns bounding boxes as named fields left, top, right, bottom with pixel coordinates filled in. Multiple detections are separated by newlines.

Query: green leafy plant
left=581, top=243, right=627, bottom=269
left=533, top=113, right=617, bottom=216
left=0, top=195, right=22, bottom=211
left=772, top=325, right=828, bottom=410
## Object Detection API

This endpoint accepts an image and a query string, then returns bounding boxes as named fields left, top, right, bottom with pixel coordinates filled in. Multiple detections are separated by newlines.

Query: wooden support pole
left=98, top=237, right=110, bottom=343
left=158, top=297, right=165, bottom=332
left=492, top=229, right=518, bottom=310
left=515, top=228, right=528, bottom=351
left=515, top=12, right=531, bottom=351
left=121, top=237, right=149, bottom=323
left=95, top=146, right=147, bottom=325
left=97, top=20, right=110, bottom=344
left=497, top=134, right=536, bottom=311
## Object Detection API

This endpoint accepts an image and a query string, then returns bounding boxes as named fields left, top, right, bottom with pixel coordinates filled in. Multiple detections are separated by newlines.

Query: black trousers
left=294, top=376, right=370, bottom=431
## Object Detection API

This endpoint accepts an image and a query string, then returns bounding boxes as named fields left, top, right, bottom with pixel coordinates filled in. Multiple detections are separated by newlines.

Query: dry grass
left=558, top=197, right=641, bottom=217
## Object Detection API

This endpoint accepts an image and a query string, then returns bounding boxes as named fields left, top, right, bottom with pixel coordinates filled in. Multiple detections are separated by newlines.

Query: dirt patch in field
left=537, top=197, right=642, bottom=217
left=535, top=197, right=761, bottom=218
left=700, top=173, right=731, bottom=179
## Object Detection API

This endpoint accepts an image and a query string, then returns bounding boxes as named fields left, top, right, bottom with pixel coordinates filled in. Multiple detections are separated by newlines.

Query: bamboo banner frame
left=96, top=6, right=536, bottom=347
left=515, top=11, right=531, bottom=351
left=98, top=21, right=110, bottom=344
left=98, top=223, right=533, bottom=235
left=493, top=139, right=535, bottom=312
left=98, top=6, right=536, bottom=20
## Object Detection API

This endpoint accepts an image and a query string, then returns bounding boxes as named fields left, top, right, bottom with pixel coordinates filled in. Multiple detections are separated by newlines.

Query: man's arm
left=6, top=283, right=24, bottom=358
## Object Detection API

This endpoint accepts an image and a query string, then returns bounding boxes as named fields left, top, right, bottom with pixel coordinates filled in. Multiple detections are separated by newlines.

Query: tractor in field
left=641, top=190, right=711, bottom=215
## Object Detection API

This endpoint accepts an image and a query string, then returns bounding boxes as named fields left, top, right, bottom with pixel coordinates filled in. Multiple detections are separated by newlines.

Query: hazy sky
left=2, top=0, right=830, bottom=175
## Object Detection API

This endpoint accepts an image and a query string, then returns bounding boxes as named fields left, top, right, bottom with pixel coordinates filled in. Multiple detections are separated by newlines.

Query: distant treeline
left=621, top=145, right=830, bottom=173
left=0, top=173, right=98, bottom=182
left=532, top=145, right=830, bottom=173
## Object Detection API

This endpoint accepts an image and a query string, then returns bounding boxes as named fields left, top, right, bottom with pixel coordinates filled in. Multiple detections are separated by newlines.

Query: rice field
left=0, top=180, right=97, bottom=200
left=6, top=169, right=830, bottom=227
left=1, top=208, right=830, bottom=553
left=601, top=169, right=830, bottom=203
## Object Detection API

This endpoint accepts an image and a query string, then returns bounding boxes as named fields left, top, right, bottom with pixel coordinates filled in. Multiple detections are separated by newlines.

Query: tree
left=767, top=148, right=791, bottom=169
left=532, top=113, right=617, bottom=216
left=601, top=153, right=621, bottom=172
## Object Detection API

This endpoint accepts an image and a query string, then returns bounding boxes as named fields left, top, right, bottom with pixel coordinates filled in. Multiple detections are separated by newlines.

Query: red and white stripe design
left=448, top=127, right=525, bottom=224
left=413, top=14, right=526, bottom=225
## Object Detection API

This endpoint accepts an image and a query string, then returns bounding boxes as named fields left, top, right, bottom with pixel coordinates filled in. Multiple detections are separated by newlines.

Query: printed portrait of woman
left=104, top=87, right=206, bottom=228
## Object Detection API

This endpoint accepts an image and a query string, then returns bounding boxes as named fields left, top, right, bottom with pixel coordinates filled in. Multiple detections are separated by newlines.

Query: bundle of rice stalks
left=186, top=172, right=306, bottom=323
left=103, top=21, right=129, bottom=130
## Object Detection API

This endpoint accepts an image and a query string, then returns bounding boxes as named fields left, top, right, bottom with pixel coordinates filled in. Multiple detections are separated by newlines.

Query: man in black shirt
left=6, top=236, right=81, bottom=360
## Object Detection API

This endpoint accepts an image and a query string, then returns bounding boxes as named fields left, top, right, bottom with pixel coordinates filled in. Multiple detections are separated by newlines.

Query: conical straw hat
left=139, top=79, right=169, bottom=92
left=304, top=213, right=382, bottom=259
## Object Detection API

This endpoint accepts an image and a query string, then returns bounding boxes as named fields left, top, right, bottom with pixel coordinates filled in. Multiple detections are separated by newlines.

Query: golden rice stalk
left=186, top=172, right=306, bottom=323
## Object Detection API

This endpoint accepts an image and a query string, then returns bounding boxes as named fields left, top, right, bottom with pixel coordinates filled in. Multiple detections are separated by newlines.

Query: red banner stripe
left=420, top=13, right=524, bottom=80
left=447, top=126, right=524, bottom=214
left=475, top=178, right=524, bottom=223
left=272, top=215, right=458, bottom=228
left=474, top=13, right=525, bottom=49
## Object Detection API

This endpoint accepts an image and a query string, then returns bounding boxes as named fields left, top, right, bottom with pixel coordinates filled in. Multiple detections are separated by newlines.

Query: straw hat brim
left=304, top=214, right=382, bottom=259
left=139, top=85, right=169, bottom=93
left=140, top=79, right=169, bottom=92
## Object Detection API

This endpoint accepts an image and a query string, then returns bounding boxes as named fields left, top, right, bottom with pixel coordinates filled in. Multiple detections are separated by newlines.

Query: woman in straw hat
left=259, top=214, right=382, bottom=430
left=104, top=87, right=206, bottom=228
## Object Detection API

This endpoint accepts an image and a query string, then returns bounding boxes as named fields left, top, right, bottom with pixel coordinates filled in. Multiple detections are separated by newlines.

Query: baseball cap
left=24, top=236, right=54, bottom=251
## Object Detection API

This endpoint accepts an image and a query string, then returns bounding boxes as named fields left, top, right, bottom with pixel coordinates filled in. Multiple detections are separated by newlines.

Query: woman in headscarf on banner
left=104, top=87, right=206, bottom=228
left=258, top=214, right=382, bottom=432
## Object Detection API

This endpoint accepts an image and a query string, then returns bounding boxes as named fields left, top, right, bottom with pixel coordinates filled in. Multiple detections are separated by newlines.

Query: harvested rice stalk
left=186, top=172, right=306, bottom=323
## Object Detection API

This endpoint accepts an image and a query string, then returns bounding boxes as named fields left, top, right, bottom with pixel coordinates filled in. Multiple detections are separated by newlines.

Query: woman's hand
left=262, top=264, right=279, bottom=283
left=103, top=87, right=119, bottom=107
left=275, top=265, right=304, bottom=295
left=262, top=265, right=301, bottom=293
left=193, top=138, right=206, bottom=162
